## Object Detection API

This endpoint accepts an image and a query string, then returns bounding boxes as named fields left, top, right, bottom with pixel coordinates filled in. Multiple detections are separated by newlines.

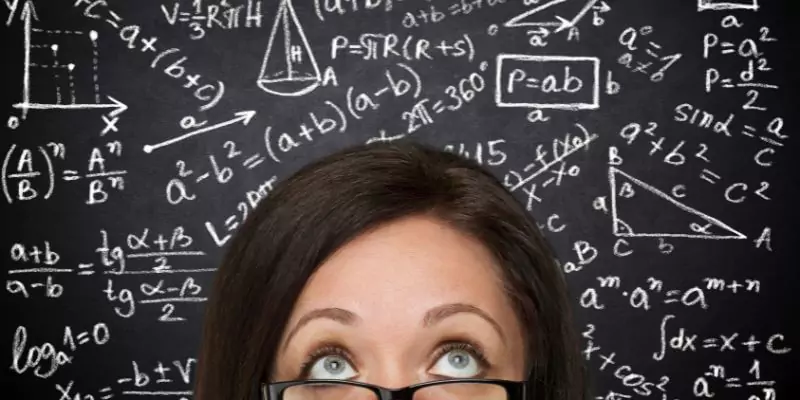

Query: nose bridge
left=366, top=351, right=419, bottom=391
left=382, top=386, right=415, bottom=400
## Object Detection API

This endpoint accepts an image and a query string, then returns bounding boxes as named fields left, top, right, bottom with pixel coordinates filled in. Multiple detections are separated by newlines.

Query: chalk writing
left=2, top=1, right=793, bottom=399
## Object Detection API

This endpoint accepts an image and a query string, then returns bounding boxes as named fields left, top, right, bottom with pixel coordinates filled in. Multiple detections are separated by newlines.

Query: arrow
left=19, top=0, right=36, bottom=119
left=19, top=0, right=37, bottom=22
left=105, top=95, right=128, bottom=117
left=505, top=0, right=599, bottom=32
left=554, top=0, right=599, bottom=33
left=504, top=0, right=568, bottom=28
left=13, top=95, right=129, bottom=116
left=593, top=1, right=611, bottom=13
left=5, top=0, right=38, bottom=26
left=554, top=15, right=572, bottom=33
left=142, top=110, right=257, bottom=154
left=13, top=2, right=125, bottom=121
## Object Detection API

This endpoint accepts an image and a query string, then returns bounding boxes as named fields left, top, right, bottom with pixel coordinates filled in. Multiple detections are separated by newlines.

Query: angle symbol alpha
left=256, top=0, right=322, bottom=97
left=608, top=167, right=747, bottom=240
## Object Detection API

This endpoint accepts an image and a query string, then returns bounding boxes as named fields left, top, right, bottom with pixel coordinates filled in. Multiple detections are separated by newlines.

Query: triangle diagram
left=608, top=167, right=747, bottom=240
left=504, top=0, right=595, bottom=29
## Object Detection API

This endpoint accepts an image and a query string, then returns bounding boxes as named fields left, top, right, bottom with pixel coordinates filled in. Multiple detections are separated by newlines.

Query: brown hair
left=195, top=140, right=586, bottom=400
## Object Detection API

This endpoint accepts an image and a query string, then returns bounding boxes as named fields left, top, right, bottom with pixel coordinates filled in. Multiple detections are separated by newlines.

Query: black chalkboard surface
left=3, top=0, right=798, bottom=399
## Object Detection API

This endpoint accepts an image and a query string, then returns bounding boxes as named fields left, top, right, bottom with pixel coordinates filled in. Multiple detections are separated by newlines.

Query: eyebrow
left=281, top=302, right=507, bottom=354
left=422, top=302, right=507, bottom=344
left=281, top=307, right=360, bottom=352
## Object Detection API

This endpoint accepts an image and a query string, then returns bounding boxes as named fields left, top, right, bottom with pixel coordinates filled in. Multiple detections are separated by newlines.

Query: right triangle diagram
left=609, top=167, right=747, bottom=239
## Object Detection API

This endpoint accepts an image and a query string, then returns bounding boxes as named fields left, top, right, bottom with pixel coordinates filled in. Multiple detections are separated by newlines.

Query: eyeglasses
left=256, top=378, right=527, bottom=400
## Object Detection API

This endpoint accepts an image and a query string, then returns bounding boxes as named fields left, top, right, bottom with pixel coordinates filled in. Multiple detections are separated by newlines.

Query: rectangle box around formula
left=697, top=0, right=759, bottom=11
left=495, top=54, right=600, bottom=110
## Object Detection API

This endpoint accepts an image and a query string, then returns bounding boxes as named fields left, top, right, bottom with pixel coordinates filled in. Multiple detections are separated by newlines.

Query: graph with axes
left=9, top=0, right=126, bottom=123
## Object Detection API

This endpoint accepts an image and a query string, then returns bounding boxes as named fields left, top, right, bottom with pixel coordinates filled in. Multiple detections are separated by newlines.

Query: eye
left=429, top=342, right=490, bottom=379
left=299, top=346, right=358, bottom=380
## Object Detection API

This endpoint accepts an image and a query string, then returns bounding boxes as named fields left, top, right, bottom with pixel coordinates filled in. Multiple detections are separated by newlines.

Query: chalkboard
left=3, top=0, right=797, bottom=399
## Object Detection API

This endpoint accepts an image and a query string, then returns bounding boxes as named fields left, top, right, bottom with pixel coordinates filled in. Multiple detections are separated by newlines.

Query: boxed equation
left=698, top=0, right=759, bottom=11
left=495, top=54, right=600, bottom=110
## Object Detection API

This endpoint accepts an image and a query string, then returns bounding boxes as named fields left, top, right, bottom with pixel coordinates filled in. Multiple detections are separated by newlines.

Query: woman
left=194, top=140, right=587, bottom=400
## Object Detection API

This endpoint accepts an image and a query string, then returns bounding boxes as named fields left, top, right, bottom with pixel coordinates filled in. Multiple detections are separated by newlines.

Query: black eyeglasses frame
left=254, top=378, right=528, bottom=400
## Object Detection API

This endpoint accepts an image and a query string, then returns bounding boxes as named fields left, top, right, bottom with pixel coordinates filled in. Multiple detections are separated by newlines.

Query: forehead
left=289, top=215, right=512, bottom=321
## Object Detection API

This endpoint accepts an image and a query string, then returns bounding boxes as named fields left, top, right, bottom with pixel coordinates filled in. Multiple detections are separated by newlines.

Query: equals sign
left=662, top=289, right=681, bottom=304
left=721, top=78, right=734, bottom=88
left=720, top=42, right=735, bottom=54
left=645, top=42, right=661, bottom=58
left=99, top=386, right=114, bottom=400
left=702, top=338, right=719, bottom=348
left=78, top=263, right=95, bottom=275
left=525, top=78, right=541, bottom=89
left=63, top=170, right=81, bottom=181
left=178, top=12, right=192, bottom=22
left=225, top=215, right=240, bottom=230
left=76, top=331, right=91, bottom=345
left=741, top=125, right=756, bottom=137
left=432, top=101, right=445, bottom=114
left=700, top=169, right=721, bottom=184
left=242, top=154, right=265, bottom=169
left=725, top=377, right=742, bottom=388
left=348, top=45, right=364, bottom=54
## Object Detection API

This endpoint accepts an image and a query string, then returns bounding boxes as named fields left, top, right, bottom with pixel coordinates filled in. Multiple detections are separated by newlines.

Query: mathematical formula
left=3, top=0, right=793, bottom=399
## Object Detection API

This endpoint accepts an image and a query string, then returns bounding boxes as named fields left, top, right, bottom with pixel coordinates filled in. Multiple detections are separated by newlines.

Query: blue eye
left=297, top=341, right=491, bottom=380
left=298, top=346, right=358, bottom=380
left=429, top=342, right=490, bottom=379
left=308, top=355, right=357, bottom=380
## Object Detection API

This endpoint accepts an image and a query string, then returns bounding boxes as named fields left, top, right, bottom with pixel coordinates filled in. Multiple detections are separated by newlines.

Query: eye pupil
left=323, top=357, right=344, bottom=373
left=447, top=350, right=470, bottom=369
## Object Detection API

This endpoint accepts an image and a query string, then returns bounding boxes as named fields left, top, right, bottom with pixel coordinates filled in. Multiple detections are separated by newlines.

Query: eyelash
left=296, top=340, right=492, bottom=380
left=432, top=340, right=492, bottom=378
left=297, top=343, right=353, bottom=380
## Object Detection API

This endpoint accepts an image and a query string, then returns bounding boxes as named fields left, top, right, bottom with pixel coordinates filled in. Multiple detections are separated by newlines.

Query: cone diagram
left=256, top=0, right=322, bottom=97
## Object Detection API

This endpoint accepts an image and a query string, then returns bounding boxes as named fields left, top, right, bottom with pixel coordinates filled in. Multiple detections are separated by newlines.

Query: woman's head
left=272, top=214, right=527, bottom=383
left=195, top=140, right=585, bottom=400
